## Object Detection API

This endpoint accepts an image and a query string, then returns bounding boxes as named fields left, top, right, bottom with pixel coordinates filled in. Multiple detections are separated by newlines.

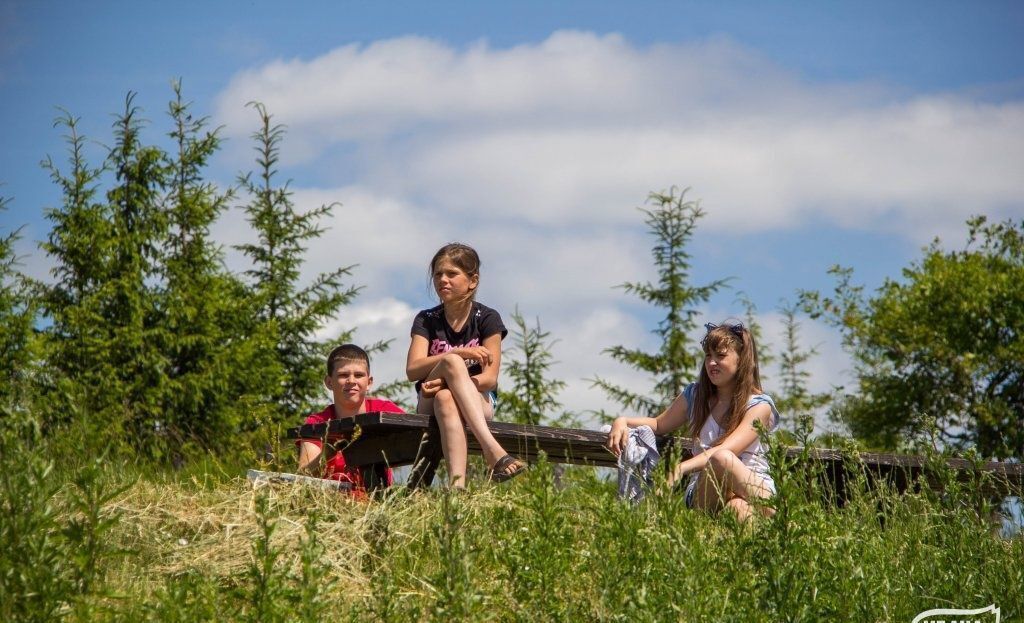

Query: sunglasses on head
left=704, top=321, right=745, bottom=340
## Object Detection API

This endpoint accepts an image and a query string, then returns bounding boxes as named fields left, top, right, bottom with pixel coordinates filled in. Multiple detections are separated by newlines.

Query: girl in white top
left=607, top=322, right=779, bottom=522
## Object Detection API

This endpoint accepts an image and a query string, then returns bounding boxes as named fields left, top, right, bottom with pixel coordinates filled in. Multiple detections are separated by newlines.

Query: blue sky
left=2, top=1, right=1023, bottom=423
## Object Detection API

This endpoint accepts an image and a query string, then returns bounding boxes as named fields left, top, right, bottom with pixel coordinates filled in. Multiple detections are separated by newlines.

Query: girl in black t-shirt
left=406, top=243, right=527, bottom=487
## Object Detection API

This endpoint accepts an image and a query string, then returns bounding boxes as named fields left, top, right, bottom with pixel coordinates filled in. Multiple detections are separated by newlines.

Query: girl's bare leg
left=724, top=496, right=754, bottom=523
left=423, top=354, right=519, bottom=481
left=418, top=389, right=470, bottom=487
left=691, top=449, right=774, bottom=520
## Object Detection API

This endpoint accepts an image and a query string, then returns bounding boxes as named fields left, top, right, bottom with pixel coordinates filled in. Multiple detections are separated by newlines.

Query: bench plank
left=290, top=412, right=621, bottom=468
left=286, top=412, right=1024, bottom=496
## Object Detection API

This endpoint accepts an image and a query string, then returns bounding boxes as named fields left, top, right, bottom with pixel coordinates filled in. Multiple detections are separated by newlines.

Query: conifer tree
left=40, top=113, right=108, bottom=309
left=102, top=93, right=171, bottom=441
left=0, top=193, right=36, bottom=409
left=592, top=188, right=728, bottom=416
left=39, top=111, right=115, bottom=430
left=156, top=82, right=279, bottom=450
left=735, top=292, right=773, bottom=387
left=40, top=96, right=170, bottom=446
left=236, top=103, right=360, bottom=414
left=774, top=301, right=831, bottom=437
left=498, top=309, right=568, bottom=426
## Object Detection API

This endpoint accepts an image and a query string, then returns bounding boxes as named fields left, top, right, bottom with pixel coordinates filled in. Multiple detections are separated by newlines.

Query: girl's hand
left=457, top=345, right=492, bottom=366
left=420, top=378, right=446, bottom=398
left=662, top=467, right=680, bottom=493
left=606, top=417, right=630, bottom=457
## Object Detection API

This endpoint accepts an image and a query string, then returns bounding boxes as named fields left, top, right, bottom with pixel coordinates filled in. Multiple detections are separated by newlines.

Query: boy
left=296, top=343, right=404, bottom=493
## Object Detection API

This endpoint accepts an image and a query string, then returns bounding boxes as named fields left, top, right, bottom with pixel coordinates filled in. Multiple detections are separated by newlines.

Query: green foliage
left=0, top=413, right=132, bottom=622
left=0, top=414, right=71, bottom=622
left=498, top=308, right=570, bottom=426
left=154, top=81, right=279, bottom=457
left=0, top=193, right=37, bottom=409
left=145, top=570, right=223, bottom=622
left=243, top=494, right=290, bottom=623
left=593, top=187, right=728, bottom=416
left=2, top=424, right=1022, bottom=621
left=235, top=102, right=361, bottom=415
left=773, top=301, right=832, bottom=438
left=294, top=512, right=333, bottom=623
left=39, top=95, right=171, bottom=448
left=427, top=492, right=484, bottom=620
left=63, top=459, right=132, bottom=601
left=801, top=216, right=1024, bottom=458
left=32, top=87, right=378, bottom=462
left=496, top=459, right=579, bottom=620
left=39, top=110, right=116, bottom=431
left=735, top=291, right=773, bottom=376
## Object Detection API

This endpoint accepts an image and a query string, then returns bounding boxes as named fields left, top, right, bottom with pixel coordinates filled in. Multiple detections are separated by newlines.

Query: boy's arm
left=297, top=441, right=323, bottom=475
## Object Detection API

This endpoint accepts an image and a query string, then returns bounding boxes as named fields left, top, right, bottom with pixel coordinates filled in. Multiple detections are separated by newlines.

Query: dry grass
left=7, top=445, right=1021, bottom=621
left=102, top=473, right=510, bottom=604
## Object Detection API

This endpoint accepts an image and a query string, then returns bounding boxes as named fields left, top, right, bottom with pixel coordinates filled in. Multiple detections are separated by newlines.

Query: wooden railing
left=287, top=411, right=1024, bottom=496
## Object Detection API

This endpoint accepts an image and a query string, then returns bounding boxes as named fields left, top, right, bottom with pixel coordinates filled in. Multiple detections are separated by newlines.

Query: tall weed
left=1, top=427, right=1020, bottom=621
left=0, top=414, right=73, bottom=622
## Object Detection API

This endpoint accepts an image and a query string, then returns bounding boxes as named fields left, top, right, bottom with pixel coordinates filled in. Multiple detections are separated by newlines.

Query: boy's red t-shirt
left=297, top=398, right=403, bottom=491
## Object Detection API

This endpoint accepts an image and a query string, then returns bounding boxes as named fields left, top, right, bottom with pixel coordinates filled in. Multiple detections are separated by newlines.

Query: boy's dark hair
left=326, top=343, right=371, bottom=376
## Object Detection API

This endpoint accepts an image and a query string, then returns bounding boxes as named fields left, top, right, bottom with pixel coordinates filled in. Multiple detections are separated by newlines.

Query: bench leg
left=407, top=418, right=444, bottom=490
left=360, top=463, right=391, bottom=493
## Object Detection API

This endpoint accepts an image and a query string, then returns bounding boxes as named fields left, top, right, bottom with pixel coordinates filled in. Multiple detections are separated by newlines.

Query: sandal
left=489, top=454, right=527, bottom=483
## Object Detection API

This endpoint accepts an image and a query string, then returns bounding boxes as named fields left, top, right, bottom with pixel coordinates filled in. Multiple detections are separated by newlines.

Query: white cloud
left=208, top=30, right=1023, bottom=427
left=215, top=30, right=1024, bottom=239
left=315, top=296, right=414, bottom=344
left=510, top=304, right=657, bottom=423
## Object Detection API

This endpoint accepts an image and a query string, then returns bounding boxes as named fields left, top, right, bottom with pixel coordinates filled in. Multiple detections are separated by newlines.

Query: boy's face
left=325, top=360, right=373, bottom=410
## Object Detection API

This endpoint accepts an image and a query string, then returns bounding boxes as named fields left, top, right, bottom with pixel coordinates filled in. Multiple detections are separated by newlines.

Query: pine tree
left=40, top=112, right=108, bottom=309
left=40, top=95, right=170, bottom=447
left=156, top=81, right=279, bottom=451
left=235, top=103, right=360, bottom=415
left=39, top=111, right=115, bottom=431
left=592, top=188, right=728, bottom=416
left=102, top=93, right=171, bottom=442
left=0, top=193, right=37, bottom=409
left=498, top=309, right=569, bottom=426
left=735, top=291, right=773, bottom=387
left=774, top=301, right=831, bottom=439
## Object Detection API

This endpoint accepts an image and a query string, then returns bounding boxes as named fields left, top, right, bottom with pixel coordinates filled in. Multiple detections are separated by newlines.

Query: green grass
left=1, top=421, right=1021, bottom=622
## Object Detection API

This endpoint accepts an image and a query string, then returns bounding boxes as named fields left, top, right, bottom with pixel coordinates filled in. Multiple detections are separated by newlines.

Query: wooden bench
left=286, top=411, right=1024, bottom=498
left=288, top=411, right=616, bottom=488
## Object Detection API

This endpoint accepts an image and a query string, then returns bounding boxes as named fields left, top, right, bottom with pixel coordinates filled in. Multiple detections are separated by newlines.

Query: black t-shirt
left=410, top=302, right=507, bottom=378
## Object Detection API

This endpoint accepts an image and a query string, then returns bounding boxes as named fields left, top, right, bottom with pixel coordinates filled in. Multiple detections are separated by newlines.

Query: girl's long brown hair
left=688, top=323, right=763, bottom=446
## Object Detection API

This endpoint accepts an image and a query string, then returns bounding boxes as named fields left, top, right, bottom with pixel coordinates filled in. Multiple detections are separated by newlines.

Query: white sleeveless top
left=682, top=382, right=780, bottom=485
